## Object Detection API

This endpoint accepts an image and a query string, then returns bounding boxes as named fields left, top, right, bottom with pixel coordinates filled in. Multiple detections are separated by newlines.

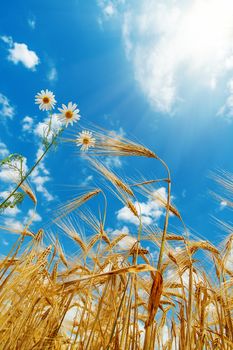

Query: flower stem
left=0, top=136, right=56, bottom=210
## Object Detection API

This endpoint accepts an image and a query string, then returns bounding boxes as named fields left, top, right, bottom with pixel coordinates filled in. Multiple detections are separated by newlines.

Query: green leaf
left=0, top=153, right=24, bottom=167
left=11, top=192, right=25, bottom=207
left=0, top=192, right=25, bottom=213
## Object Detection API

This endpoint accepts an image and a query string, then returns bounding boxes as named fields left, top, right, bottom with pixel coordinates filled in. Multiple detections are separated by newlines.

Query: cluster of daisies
left=35, top=89, right=95, bottom=151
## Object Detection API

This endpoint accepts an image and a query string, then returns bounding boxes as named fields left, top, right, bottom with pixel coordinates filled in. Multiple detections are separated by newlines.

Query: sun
left=177, top=0, right=233, bottom=67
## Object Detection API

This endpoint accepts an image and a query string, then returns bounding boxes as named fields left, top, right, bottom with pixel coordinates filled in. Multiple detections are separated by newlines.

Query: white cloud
left=0, top=189, right=21, bottom=217
left=0, top=162, right=53, bottom=210
left=102, top=128, right=124, bottom=168
left=47, top=66, right=58, bottom=82
left=8, top=42, right=39, bottom=70
left=1, top=208, right=42, bottom=235
left=29, top=147, right=54, bottom=202
left=0, top=93, right=15, bottom=119
left=0, top=190, right=10, bottom=199
left=0, top=193, right=42, bottom=229
left=0, top=145, right=54, bottom=202
left=0, top=156, right=28, bottom=183
left=104, top=156, right=122, bottom=168
left=1, top=36, right=13, bottom=46
left=80, top=175, right=93, bottom=187
left=30, top=171, right=54, bottom=202
left=116, top=187, right=166, bottom=226
left=1, top=36, right=39, bottom=70
left=109, top=0, right=233, bottom=114
left=22, top=116, right=34, bottom=132
left=0, top=141, right=9, bottom=158
left=109, top=225, right=138, bottom=250
left=31, top=174, right=50, bottom=186
left=104, top=3, right=115, bottom=17
left=117, top=234, right=137, bottom=250
left=218, top=78, right=233, bottom=120
left=0, top=121, right=55, bottom=204
left=117, top=205, right=140, bottom=225
left=2, top=206, right=21, bottom=217
left=34, top=148, right=49, bottom=176
left=98, top=1, right=117, bottom=18
left=24, top=209, right=42, bottom=224
left=22, top=116, right=61, bottom=202
left=33, top=115, right=62, bottom=141
left=3, top=218, right=23, bottom=231
left=34, top=122, right=48, bottom=139
left=2, top=239, right=9, bottom=246
left=97, top=0, right=126, bottom=26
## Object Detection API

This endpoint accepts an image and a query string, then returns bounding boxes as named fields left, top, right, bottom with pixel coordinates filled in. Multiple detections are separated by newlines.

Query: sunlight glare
left=177, top=0, right=233, bottom=68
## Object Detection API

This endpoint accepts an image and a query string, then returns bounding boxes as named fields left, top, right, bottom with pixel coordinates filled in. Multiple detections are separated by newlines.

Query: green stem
left=0, top=135, right=57, bottom=210
left=45, top=113, right=53, bottom=139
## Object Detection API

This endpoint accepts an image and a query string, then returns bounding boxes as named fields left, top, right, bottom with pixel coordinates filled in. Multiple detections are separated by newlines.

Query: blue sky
left=0, top=0, right=233, bottom=255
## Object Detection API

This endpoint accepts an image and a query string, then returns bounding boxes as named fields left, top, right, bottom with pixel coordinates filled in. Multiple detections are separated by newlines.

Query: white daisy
left=35, top=89, right=56, bottom=111
left=76, top=130, right=96, bottom=151
left=57, top=102, right=80, bottom=127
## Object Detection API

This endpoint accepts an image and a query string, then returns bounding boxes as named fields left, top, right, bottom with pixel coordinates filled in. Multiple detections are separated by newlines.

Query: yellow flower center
left=65, top=110, right=73, bottom=119
left=82, top=137, right=90, bottom=145
left=42, top=96, right=50, bottom=104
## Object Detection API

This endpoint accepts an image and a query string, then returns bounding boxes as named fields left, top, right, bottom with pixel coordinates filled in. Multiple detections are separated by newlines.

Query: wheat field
left=0, top=109, right=232, bottom=350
